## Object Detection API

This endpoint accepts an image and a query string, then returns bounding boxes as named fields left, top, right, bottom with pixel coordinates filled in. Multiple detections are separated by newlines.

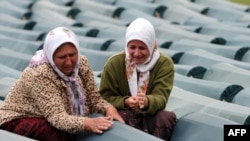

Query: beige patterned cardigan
left=0, top=56, right=111, bottom=133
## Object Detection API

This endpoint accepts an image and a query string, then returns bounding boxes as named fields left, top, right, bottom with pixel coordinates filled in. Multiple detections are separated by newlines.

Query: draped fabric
left=0, top=117, right=72, bottom=141
left=118, top=110, right=176, bottom=141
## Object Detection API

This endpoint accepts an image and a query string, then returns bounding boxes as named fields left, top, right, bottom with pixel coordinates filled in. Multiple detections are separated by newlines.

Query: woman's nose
left=134, top=49, right=141, bottom=56
left=65, top=56, right=72, bottom=64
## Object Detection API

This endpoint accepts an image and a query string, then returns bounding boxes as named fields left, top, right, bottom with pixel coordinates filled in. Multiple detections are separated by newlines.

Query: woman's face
left=53, top=43, right=78, bottom=76
left=127, top=40, right=150, bottom=64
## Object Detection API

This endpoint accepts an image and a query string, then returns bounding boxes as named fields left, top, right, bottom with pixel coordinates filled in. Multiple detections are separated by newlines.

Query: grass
left=230, top=0, right=250, bottom=5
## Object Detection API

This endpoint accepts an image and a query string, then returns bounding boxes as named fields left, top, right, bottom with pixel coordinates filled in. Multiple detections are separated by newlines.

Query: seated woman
left=0, top=27, right=124, bottom=141
left=99, top=18, right=176, bottom=141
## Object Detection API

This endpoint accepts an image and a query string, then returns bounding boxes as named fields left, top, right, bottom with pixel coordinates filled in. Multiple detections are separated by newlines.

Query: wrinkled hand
left=105, top=106, right=125, bottom=124
left=84, top=116, right=113, bottom=134
left=125, top=96, right=140, bottom=110
left=137, top=92, right=148, bottom=109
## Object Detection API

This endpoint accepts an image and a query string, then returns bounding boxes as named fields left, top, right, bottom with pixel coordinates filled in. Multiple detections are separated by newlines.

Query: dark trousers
left=0, top=117, right=72, bottom=141
left=118, top=110, right=177, bottom=141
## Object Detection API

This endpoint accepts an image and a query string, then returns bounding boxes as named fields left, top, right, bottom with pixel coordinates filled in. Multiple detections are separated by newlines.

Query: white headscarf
left=29, top=27, right=85, bottom=116
left=125, top=18, right=160, bottom=96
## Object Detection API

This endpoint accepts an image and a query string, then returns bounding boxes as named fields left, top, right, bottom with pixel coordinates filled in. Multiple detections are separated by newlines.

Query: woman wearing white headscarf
left=100, top=18, right=176, bottom=141
left=0, top=27, right=124, bottom=141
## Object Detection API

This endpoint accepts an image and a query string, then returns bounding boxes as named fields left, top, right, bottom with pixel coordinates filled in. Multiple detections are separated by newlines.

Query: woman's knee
left=158, top=111, right=176, bottom=122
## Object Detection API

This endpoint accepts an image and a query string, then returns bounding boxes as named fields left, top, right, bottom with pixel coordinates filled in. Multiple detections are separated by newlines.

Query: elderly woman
left=99, top=18, right=176, bottom=141
left=0, top=27, right=124, bottom=141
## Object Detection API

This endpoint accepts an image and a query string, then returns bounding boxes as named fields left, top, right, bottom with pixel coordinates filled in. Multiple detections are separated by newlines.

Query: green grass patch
left=230, top=0, right=250, bottom=6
